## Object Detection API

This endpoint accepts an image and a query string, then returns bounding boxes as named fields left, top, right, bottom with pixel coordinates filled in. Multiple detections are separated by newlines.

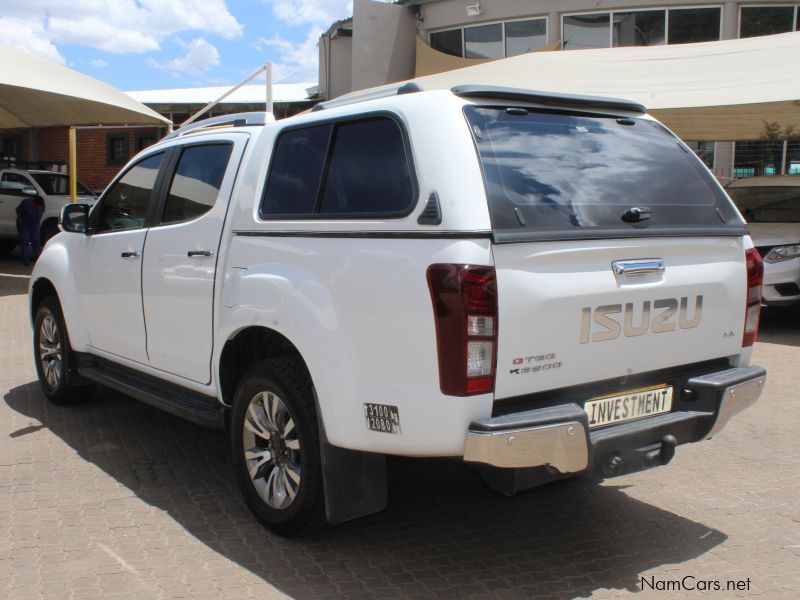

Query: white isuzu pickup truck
left=29, top=84, right=766, bottom=536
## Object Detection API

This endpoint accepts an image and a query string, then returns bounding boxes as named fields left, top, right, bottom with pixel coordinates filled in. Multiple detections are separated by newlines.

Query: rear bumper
left=463, top=366, right=765, bottom=480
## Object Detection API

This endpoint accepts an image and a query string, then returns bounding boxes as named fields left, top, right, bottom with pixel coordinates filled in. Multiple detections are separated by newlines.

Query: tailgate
left=492, top=237, right=747, bottom=400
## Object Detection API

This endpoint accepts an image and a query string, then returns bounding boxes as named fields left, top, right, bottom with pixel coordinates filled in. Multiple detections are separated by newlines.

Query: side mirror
left=60, top=204, right=90, bottom=234
left=21, top=186, right=38, bottom=197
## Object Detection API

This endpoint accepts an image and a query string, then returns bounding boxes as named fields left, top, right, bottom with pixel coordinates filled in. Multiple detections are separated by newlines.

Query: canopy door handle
left=612, top=259, right=664, bottom=276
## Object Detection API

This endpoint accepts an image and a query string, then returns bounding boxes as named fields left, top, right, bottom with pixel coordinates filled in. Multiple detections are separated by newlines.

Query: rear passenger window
left=162, top=144, right=233, bottom=224
left=262, top=125, right=331, bottom=215
left=319, top=119, right=413, bottom=215
left=260, top=116, right=415, bottom=218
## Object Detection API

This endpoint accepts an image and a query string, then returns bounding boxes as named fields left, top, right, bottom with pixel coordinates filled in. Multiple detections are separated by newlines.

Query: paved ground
left=1, top=253, right=799, bottom=600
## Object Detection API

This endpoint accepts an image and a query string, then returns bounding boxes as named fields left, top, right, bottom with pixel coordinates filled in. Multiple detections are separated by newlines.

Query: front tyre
left=230, top=358, right=325, bottom=536
left=33, top=296, right=94, bottom=404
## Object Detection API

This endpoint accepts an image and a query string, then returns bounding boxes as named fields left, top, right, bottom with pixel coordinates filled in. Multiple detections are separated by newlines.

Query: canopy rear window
left=464, top=106, right=744, bottom=241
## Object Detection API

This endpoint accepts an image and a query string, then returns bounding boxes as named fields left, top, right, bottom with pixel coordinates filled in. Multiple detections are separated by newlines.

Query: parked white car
left=727, top=175, right=800, bottom=307
left=29, top=85, right=766, bottom=536
left=0, top=167, right=96, bottom=251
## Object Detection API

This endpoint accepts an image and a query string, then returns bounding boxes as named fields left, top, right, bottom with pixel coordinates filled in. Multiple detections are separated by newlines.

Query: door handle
left=612, top=259, right=664, bottom=276
left=187, top=250, right=214, bottom=258
left=121, top=251, right=141, bottom=259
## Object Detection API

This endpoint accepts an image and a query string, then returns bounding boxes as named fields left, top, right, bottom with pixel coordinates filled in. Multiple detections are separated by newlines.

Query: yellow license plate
left=584, top=384, right=673, bottom=429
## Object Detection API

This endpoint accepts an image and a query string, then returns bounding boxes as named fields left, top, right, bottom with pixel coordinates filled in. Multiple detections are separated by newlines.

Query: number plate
left=363, top=403, right=401, bottom=434
left=584, top=385, right=673, bottom=429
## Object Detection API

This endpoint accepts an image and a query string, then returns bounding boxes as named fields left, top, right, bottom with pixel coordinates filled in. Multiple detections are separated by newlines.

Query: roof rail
left=451, top=85, right=647, bottom=114
left=312, top=82, right=422, bottom=112
left=162, top=112, right=274, bottom=142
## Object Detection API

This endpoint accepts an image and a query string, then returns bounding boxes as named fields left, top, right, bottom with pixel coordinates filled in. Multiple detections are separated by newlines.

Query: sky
left=0, top=0, right=360, bottom=91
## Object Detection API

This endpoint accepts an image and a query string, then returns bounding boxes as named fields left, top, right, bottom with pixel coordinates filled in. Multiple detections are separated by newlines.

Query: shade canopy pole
left=68, top=127, right=77, bottom=203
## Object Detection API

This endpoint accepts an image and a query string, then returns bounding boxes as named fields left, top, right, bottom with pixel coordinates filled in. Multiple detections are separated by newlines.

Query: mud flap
left=318, top=412, right=387, bottom=525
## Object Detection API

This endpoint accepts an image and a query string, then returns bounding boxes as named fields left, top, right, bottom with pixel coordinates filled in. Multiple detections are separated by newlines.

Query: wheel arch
left=218, top=326, right=312, bottom=408
left=30, top=277, right=58, bottom=324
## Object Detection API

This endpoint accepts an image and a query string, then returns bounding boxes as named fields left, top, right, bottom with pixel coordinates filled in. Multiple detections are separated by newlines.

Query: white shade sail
left=409, top=33, right=800, bottom=141
left=0, top=42, right=170, bottom=128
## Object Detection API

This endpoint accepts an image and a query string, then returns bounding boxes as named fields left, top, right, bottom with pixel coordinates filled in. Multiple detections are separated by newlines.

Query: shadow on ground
left=6, top=382, right=726, bottom=599
left=758, top=307, right=800, bottom=347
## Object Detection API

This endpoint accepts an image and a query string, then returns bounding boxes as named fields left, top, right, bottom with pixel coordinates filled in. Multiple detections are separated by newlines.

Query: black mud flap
left=318, top=414, right=387, bottom=525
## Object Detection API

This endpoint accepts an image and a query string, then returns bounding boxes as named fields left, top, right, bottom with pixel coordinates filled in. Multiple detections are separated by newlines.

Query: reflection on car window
left=465, top=107, right=737, bottom=236
left=727, top=186, right=800, bottom=223
left=95, top=153, right=164, bottom=233
left=162, top=144, right=233, bottom=224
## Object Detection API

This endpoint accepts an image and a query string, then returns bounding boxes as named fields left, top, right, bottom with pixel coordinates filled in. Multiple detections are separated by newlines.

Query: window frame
left=561, top=5, right=723, bottom=49
left=258, top=111, right=419, bottom=221
left=738, top=3, right=799, bottom=38
left=153, top=141, right=235, bottom=227
left=106, top=133, right=130, bottom=167
left=90, top=150, right=167, bottom=235
left=428, top=15, right=548, bottom=58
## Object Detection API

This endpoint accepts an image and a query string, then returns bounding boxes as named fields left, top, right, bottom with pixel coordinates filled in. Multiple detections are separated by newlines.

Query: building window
left=563, top=13, right=611, bottom=50
left=734, top=141, right=786, bottom=178
left=668, top=7, right=722, bottom=44
left=506, top=19, right=547, bottom=56
left=465, top=23, right=503, bottom=59
left=429, top=17, right=547, bottom=58
left=107, top=134, right=130, bottom=166
left=430, top=29, right=463, bottom=57
left=787, top=140, right=800, bottom=174
left=136, top=132, right=156, bottom=152
left=563, top=7, right=721, bottom=50
left=740, top=5, right=798, bottom=38
left=613, top=10, right=665, bottom=47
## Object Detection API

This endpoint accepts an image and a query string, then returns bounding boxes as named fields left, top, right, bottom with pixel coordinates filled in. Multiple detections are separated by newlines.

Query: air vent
left=418, top=192, right=442, bottom=225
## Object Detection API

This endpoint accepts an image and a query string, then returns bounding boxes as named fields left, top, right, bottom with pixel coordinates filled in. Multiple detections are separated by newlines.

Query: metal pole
left=266, top=61, right=274, bottom=115
left=781, top=139, right=788, bottom=175
left=68, top=127, right=77, bottom=203
left=181, top=63, right=270, bottom=128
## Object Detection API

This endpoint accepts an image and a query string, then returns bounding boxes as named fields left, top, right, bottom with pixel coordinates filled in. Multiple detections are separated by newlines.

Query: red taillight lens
left=427, top=264, right=498, bottom=396
left=743, top=248, right=763, bottom=347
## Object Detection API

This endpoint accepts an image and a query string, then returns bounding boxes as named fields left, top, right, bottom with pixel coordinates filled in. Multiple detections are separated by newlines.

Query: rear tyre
left=230, top=358, right=325, bottom=537
left=33, top=296, right=95, bottom=405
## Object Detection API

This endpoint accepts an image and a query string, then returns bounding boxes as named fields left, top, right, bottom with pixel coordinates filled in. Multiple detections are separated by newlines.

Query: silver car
left=727, top=176, right=800, bottom=307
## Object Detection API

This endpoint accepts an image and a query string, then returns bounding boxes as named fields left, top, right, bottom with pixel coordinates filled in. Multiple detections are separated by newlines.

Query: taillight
left=427, top=264, right=498, bottom=396
left=743, top=248, right=763, bottom=347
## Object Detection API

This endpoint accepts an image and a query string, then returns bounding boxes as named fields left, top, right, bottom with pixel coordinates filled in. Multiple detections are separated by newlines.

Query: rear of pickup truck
left=437, top=96, right=767, bottom=492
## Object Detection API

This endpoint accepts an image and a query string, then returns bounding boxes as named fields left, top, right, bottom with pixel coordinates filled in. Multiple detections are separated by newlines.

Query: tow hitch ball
left=603, top=434, right=678, bottom=476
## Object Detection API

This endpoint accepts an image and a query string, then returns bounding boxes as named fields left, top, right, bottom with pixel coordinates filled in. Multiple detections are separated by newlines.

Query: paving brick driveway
left=1, top=254, right=799, bottom=599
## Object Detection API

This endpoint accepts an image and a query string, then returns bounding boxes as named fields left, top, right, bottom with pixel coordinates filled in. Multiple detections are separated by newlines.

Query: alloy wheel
left=242, top=391, right=302, bottom=509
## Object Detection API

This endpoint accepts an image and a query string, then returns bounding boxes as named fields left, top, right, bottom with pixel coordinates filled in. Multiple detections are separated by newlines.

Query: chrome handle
left=121, top=251, right=141, bottom=259
left=612, top=259, right=664, bottom=276
left=187, top=250, right=214, bottom=258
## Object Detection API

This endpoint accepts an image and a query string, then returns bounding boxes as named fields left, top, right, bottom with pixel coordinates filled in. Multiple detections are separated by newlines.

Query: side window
left=319, top=118, right=413, bottom=215
left=1, top=172, right=34, bottom=196
left=95, top=153, right=164, bottom=233
left=262, top=125, right=331, bottom=215
left=162, top=144, right=233, bottom=224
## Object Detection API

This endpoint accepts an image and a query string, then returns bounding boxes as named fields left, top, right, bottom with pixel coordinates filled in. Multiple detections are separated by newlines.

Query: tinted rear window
left=260, top=116, right=415, bottom=218
left=464, top=106, right=743, bottom=240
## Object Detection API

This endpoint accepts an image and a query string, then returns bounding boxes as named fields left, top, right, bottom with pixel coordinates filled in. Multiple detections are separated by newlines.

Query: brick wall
left=35, top=127, right=161, bottom=192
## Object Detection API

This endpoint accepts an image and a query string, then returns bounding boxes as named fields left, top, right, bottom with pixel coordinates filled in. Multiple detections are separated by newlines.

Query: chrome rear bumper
left=464, top=366, right=766, bottom=477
